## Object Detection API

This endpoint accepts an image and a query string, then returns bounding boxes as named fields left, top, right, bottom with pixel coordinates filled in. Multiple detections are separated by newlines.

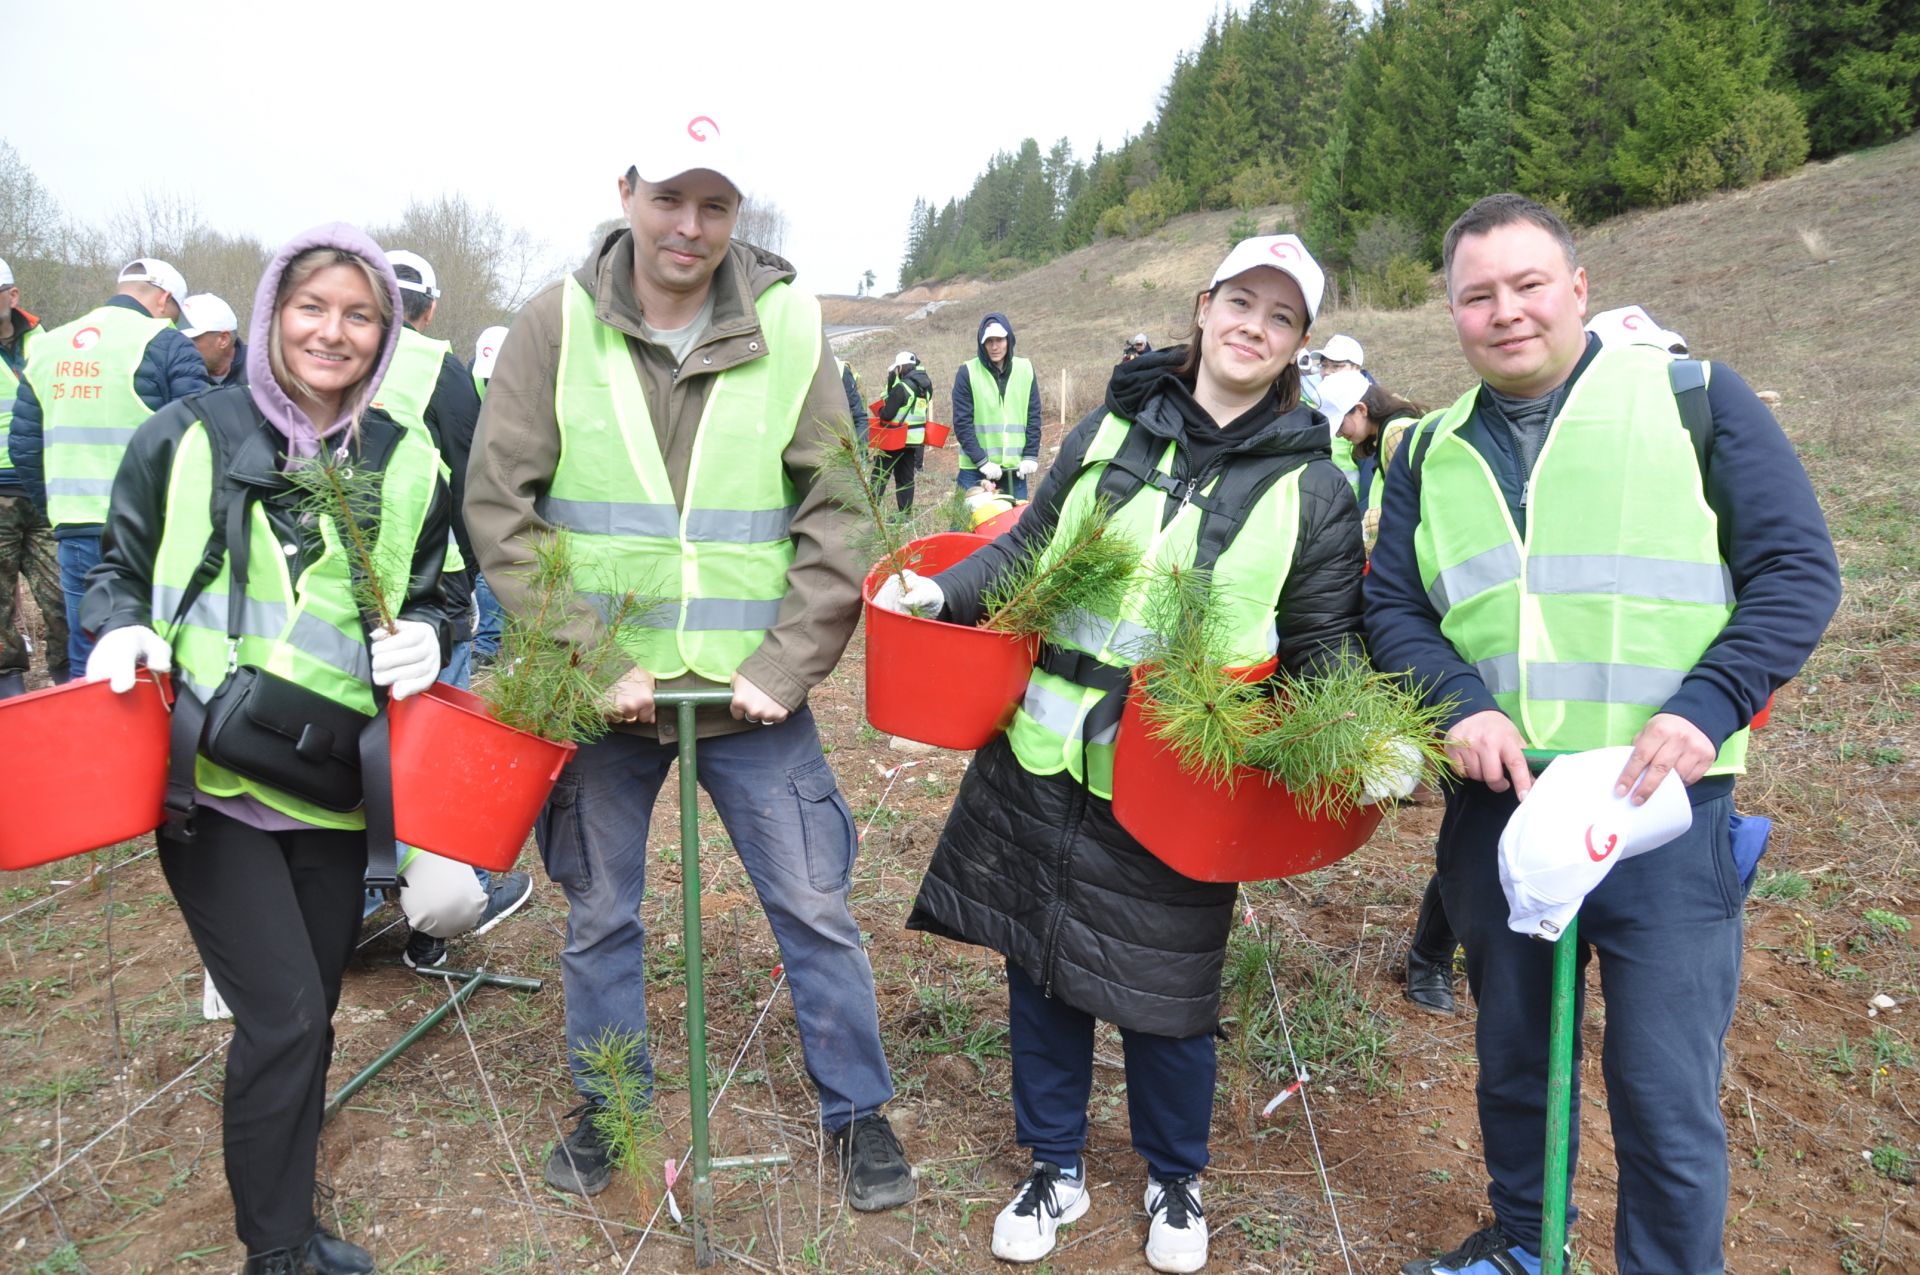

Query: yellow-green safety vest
left=371, top=327, right=466, bottom=572
left=1006, top=412, right=1304, bottom=798
left=963, top=355, right=1034, bottom=469
left=1411, top=343, right=1747, bottom=774
left=886, top=366, right=929, bottom=444
left=151, top=414, right=441, bottom=828
left=0, top=322, right=41, bottom=474
left=25, top=304, right=172, bottom=528
left=542, top=276, right=821, bottom=682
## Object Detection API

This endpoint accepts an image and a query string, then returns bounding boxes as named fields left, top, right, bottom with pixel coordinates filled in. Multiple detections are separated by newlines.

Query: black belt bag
left=198, top=664, right=372, bottom=812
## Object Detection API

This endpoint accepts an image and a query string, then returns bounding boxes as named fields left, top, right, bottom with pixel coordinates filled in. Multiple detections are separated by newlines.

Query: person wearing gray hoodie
left=81, top=224, right=455, bottom=1275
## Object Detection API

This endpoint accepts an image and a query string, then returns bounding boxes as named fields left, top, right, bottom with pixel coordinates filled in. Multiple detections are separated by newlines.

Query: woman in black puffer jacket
left=877, top=236, right=1366, bottom=1273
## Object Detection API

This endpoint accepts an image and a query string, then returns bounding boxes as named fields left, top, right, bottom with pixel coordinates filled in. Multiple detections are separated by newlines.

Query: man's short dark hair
left=394, top=266, right=434, bottom=322
left=1442, top=194, right=1579, bottom=296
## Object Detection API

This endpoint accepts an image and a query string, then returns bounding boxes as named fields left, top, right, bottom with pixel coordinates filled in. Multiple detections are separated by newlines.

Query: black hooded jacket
left=880, top=363, right=935, bottom=425
left=906, top=350, right=1365, bottom=1037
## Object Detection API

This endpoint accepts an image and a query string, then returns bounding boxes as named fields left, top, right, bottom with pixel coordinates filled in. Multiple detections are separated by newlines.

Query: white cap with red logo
left=1586, top=305, right=1687, bottom=356
left=473, top=325, right=509, bottom=380
left=1209, top=234, right=1326, bottom=321
left=633, top=113, right=753, bottom=197
left=118, top=258, right=188, bottom=303
left=1497, top=746, right=1693, bottom=939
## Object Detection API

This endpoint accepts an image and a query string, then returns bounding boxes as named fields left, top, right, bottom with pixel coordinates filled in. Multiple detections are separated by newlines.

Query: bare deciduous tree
left=370, top=193, right=551, bottom=362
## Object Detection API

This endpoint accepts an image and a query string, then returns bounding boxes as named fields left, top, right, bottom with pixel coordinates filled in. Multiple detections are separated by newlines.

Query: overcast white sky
left=7, top=0, right=1245, bottom=298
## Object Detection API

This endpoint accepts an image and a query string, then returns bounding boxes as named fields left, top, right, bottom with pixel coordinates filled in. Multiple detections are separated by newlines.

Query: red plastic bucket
left=1750, top=691, right=1775, bottom=731
left=1111, top=663, right=1383, bottom=882
left=923, top=421, right=952, bottom=448
left=869, top=420, right=908, bottom=452
left=0, top=671, right=173, bottom=869
left=863, top=533, right=1038, bottom=749
left=389, top=683, right=577, bottom=872
left=973, top=504, right=1025, bottom=539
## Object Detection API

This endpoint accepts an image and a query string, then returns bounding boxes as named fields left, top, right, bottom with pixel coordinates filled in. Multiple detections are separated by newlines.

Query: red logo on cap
left=1268, top=241, right=1298, bottom=262
left=1585, top=825, right=1619, bottom=862
left=688, top=116, right=718, bottom=141
left=1621, top=312, right=1644, bottom=329
left=481, top=346, right=495, bottom=358
left=72, top=327, right=101, bottom=350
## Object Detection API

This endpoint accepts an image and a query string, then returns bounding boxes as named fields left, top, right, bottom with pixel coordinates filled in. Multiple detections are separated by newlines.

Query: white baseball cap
left=0, top=257, right=13, bottom=289
left=118, top=258, right=188, bottom=303
left=632, top=112, right=753, bottom=196
left=1209, top=234, right=1326, bottom=321
left=473, top=325, right=509, bottom=380
left=1318, top=333, right=1365, bottom=366
left=1498, top=746, right=1693, bottom=940
left=891, top=350, right=917, bottom=369
left=387, top=250, right=440, bottom=299
left=179, top=293, right=238, bottom=338
left=1316, top=369, right=1371, bottom=437
left=1586, top=305, right=1687, bottom=356
left=981, top=321, right=1010, bottom=341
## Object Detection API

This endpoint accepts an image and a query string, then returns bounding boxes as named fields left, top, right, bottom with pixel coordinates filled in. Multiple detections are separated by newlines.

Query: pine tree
left=1453, top=8, right=1532, bottom=202
left=1780, top=0, right=1920, bottom=155
left=1516, top=0, right=1657, bottom=220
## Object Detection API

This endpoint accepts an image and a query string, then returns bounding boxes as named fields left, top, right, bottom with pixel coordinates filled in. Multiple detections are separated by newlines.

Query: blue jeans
left=56, top=531, right=103, bottom=677
left=1440, top=784, right=1742, bottom=1274
left=535, top=707, right=893, bottom=1127
left=472, top=573, right=504, bottom=660
left=439, top=640, right=472, bottom=691
left=956, top=467, right=1029, bottom=501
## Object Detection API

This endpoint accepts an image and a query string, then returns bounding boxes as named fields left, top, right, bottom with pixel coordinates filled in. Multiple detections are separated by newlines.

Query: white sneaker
left=1144, top=1176, right=1208, bottom=1273
left=991, top=1161, right=1090, bottom=1263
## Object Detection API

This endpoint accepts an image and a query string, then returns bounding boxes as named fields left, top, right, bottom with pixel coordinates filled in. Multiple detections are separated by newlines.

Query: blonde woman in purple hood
left=81, top=224, right=454, bottom=1275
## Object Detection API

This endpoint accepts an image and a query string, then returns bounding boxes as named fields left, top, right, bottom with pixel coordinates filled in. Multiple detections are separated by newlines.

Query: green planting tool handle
left=1521, top=745, right=1574, bottom=1273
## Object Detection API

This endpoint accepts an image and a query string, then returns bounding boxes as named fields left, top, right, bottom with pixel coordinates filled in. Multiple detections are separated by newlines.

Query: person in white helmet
left=872, top=349, right=933, bottom=510
left=180, top=293, right=248, bottom=388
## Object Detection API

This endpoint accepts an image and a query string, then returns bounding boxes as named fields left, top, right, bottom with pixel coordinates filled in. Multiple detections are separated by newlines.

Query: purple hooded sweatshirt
left=245, top=222, right=405, bottom=462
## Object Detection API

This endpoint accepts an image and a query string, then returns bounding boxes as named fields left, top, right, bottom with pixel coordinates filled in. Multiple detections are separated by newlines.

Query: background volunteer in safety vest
left=872, top=349, right=933, bottom=511
left=1365, top=195, right=1841, bottom=1275
left=181, top=292, right=248, bottom=388
left=953, top=312, right=1043, bottom=498
left=79, top=224, right=456, bottom=1275
left=11, top=257, right=207, bottom=675
left=0, top=256, right=68, bottom=695
left=881, top=236, right=1389, bottom=1273
left=464, top=115, right=914, bottom=1212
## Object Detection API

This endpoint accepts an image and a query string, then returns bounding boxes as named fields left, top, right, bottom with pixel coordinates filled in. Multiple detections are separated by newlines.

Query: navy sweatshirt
left=1364, top=334, right=1840, bottom=802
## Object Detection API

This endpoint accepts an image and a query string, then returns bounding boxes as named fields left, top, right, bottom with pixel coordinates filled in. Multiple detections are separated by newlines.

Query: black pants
left=159, top=809, right=367, bottom=1253
left=1440, top=783, right=1742, bottom=1273
left=871, top=443, right=923, bottom=512
left=1411, top=871, right=1457, bottom=962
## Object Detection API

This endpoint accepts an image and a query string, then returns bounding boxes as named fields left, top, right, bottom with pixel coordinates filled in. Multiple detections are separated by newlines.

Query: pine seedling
left=935, top=486, right=975, bottom=535
left=1133, top=565, right=1280, bottom=789
left=977, top=498, right=1141, bottom=641
left=475, top=530, right=670, bottom=745
left=814, top=413, right=920, bottom=583
left=575, top=1026, right=667, bottom=1190
left=285, top=450, right=402, bottom=631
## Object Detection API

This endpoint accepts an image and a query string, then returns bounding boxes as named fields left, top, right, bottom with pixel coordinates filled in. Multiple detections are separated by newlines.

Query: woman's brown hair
left=1350, top=385, right=1430, bottom=460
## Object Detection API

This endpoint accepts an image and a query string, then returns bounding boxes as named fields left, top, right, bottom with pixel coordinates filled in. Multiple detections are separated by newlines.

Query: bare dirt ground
left=2, top=136, right=1916, bottom=1273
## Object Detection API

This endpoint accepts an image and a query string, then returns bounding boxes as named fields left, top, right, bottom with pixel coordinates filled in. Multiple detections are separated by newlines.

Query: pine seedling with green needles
left=475, top=530, right=670, bottom=744
left=935, top=486, right=975, bottom=535
left=978, top=498, right=1141, bottom=640
left=813, top=413, right=920, bottom=583
left=284, top=450, right=402, bottom=631
left=1134, top=565, right=1279, bottom=789
left=576, top=1026, right=667, bottom=1189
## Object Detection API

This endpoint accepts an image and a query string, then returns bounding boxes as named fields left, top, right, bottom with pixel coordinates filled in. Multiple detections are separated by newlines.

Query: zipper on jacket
left=1040, top=782, right=1089, bottom=997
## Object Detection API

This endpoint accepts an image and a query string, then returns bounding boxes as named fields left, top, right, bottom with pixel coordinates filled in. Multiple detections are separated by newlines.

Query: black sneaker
left=1401, top=1224, right=1542, bottom=1274
left=833, top=1112, right=916, bottom=1211
left=241, top=1250, right=299, bottom=1275
left=544, top=1101, right=613, bottom=1196
left=402, top=929, right=447, bottom=971
left=472, top=870, right=534, bottom=936
left=303, top=1224, right=374, bottom=1274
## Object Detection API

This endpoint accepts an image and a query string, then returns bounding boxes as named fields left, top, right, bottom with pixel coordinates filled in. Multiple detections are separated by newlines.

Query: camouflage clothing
left=0, top=492, right=69, bottom=683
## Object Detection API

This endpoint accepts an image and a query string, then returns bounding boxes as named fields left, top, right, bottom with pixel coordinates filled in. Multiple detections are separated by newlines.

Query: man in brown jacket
left=465, top=117, right=914, bottom=1210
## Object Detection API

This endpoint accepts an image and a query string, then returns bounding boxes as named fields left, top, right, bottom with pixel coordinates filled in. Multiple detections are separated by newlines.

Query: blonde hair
left=266, top=248, right=392, bottom=434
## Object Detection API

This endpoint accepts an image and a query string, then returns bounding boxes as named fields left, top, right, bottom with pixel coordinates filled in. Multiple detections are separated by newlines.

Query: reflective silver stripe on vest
left=1427, top=542, right=1521, bottom=616
left=685, top=505, right=797, bottom=543
left=155, top=586, right=373, bottom=681
left=587, top=593, right=782, bottom=633
left=1527, top=661, right=1684, bottom=706
left=1526, top=554, right=1735, bottom=605
left=539, top=497, right=796, bottom=544
left=45, top=425, right=141, bottom=445
left=1055, top=607, right=1168, bottom=663
left=538, top=496, right=678, bottom=539
left=1019, top=678, right=1120, bottom=745
left=46, top=476, right=117, bottom=499
left=1475, top=652, right=1520, bottom=695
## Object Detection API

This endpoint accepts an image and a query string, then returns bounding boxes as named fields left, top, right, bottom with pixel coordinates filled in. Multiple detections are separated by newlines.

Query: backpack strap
left=1669, top=359, right=1713, bottom=484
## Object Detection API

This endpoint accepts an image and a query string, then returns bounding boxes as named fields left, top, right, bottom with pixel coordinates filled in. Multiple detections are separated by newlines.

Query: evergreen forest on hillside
left=897, top=0, right=1920, bottom=299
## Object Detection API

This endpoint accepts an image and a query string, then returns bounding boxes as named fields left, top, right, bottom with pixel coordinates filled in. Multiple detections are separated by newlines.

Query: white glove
left=85, top=624, right=172, bottom=693
left=370, top=619, right=441, bottom=701
left=1360, top=737, right=1426, bottom=805
left=1016, top=458, right=1039, bottom=479
left=871, top=569, right=945, bottom=618
left=978, top=461, right=1003, bottom=482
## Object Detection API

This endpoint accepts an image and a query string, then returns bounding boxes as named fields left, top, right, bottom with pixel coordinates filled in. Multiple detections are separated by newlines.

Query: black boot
left=241, top=1250, right=299, bottom=1274
left=303, top=1225, right=375, bottom=1273
left=1405, top=874, right=1458, bottom=1015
